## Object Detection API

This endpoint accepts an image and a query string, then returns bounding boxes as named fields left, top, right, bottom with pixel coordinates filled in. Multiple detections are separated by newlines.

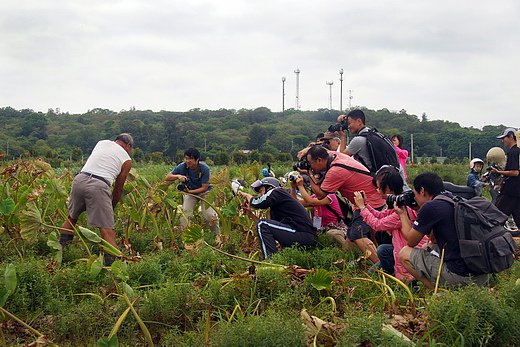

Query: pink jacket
left=394, top=146, right=409, bottom=180
left=360, top=205, right=427, bottom=281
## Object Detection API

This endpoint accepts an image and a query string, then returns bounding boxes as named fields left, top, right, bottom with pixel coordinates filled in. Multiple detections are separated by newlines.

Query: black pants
left=256, top=219, right=317, bottom=258
left=496, top=194, right=520, bottom=227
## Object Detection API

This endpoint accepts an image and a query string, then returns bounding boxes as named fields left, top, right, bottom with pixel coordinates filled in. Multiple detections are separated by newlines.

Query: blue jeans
left=377, top=243, right=395, bottom=275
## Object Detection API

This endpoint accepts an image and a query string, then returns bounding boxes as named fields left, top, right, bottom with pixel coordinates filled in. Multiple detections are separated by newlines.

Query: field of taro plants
left=1, top=159, right=520, bottom=346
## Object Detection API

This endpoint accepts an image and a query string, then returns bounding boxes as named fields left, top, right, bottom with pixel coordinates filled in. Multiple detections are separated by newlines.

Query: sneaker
left=59, top=233, right=74, bottom=247
left=104, top=254, right=116, bottom=266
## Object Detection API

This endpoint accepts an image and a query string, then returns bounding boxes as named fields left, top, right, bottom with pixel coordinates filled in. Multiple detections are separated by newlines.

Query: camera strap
left=330, top=163, right=372, bottom=176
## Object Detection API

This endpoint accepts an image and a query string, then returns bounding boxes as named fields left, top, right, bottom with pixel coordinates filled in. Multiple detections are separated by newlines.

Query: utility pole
left=348, top=89, right=353, bottom=109
left=294, top=69, right=300, bottom=110
left=411, top=134, right=414, bottom=164
left=281, top=76, right=286, bottom=113
left=326, top=81, right=334, bottom=109
left=339, top=69, right=344, bottom=112
left=469, top=141, right=472, bottom=160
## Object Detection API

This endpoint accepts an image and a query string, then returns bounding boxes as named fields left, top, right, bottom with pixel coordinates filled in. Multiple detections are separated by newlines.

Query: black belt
left=80, top=172, right=110, bottom=186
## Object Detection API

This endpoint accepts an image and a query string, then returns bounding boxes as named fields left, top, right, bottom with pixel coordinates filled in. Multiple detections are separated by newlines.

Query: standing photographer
left=164, top=148, right=220, bottom=235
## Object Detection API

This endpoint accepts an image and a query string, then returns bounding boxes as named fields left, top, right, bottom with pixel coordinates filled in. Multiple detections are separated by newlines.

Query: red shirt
left=320, top=152, right=385, bottom=208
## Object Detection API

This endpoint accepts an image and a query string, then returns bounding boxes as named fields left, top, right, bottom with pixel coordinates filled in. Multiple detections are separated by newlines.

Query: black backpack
left=357, top=128, right=400, bottom=174
left=435, top=195, right=517, bottom=274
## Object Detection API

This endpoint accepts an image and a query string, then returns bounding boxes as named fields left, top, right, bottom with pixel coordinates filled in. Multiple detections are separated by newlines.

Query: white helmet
left=469, top=158, right=484, bottom=169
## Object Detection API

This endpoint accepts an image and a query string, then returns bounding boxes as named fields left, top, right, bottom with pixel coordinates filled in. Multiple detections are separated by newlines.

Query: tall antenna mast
left=326, top=81, right=334, bottom=109
left=294, top=68, right=300, bottom=110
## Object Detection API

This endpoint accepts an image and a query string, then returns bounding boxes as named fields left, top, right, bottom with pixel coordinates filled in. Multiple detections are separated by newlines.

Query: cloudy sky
left=1, top=0, right=519, bottom=128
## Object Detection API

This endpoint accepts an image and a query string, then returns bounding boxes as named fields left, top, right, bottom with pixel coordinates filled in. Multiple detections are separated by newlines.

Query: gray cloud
left=1, top=0, right=519, bottom=128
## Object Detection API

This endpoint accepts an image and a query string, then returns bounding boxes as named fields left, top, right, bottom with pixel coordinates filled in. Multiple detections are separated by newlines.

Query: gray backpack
left=436, top=195, right=517, bottom=274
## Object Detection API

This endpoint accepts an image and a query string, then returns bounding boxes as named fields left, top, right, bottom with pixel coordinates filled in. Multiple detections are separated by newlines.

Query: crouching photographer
left=238, top=177, right=317, bottom=258
left=353, top=166, right=426, bottom=282
left=163, top=148, right=220, bottom=236
left=303, top=145, right=386, bottom=264
left=288, top=172, right=354, bottom=251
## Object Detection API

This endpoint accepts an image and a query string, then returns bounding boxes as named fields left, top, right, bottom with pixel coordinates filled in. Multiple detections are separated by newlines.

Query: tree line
left=0, top=106, right=511, bottom=166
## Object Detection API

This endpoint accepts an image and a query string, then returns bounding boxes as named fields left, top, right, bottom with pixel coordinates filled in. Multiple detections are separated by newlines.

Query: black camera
left=386, top=190, right=417, bottom=209
left=328, top=119, right=348, bottom=133
left=293, top=158, right=311, bottom=171
left=177, top=181, right=189, bottom=191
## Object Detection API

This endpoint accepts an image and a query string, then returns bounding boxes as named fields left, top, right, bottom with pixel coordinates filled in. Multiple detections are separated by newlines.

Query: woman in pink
left=289, top=176, right=354, bottom=251
left=392, top=134, right=408, bottom=180
left=353, top=166, right=426, bottom=282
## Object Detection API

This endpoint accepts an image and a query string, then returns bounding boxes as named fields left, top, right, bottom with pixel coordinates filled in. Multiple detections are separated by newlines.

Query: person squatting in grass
left=353, top=166, right=427, bottom=282
left=289, top=174, right=355, bottom=251
left=163, top=147, right=220, bottom=236
left=59, top=133, right=134, bottom=265
left=238, top=177, right=317, bottom=258
left=305, top=145, right=385, bottom=264
left=397, top=172, right=490, bottom=289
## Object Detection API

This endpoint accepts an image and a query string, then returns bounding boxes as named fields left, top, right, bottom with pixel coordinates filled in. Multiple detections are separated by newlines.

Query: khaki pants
left=181, top=193, right=220, bottom=234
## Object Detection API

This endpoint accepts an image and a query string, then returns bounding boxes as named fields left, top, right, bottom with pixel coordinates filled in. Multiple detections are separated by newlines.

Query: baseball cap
left=496, top=128, right=517, bottom=139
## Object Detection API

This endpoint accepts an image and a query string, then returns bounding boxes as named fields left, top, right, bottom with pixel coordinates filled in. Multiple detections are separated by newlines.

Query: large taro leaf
left=0, top=264, right=17, bottom=307
left=306, top=268, right=333, bottom=291
left=111, top=260, right=129, bottom=282
left=44, top=177, right=67, bottom=197
left=79, top=226, right=102, bottom=243
left=183, top=225, right=204, bottom=244
left=19, top=201, right=43, bottom=242
left=47, top=231, right=63, bottom=265
left=97, top=336, right=119, bottom=347
left=0, top=197, right=15, bottom=216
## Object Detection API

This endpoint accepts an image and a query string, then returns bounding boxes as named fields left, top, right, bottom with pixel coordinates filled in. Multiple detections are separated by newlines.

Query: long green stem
left=434, top=247, right=446, bottom=295
left=123, top=294, right=154, bottom=347
left=203, top=241, right=285, bottom=268
left=0, top=307, right=44, bottom=338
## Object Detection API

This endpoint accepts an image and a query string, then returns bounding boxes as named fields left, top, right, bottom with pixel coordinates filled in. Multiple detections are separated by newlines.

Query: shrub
left=52, top=298, right=113, bottom=345
left=211, top=311, right=306, bottom=347
left=128, top=257, right=165, bottom=287
left=427, top=286, right=520, bottom=346
left=5, top=259, right=53, bottom=315
left=139, top=281, right=202, bottom=331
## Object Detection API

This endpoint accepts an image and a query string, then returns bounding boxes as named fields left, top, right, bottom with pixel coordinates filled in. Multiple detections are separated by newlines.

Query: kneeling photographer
left=353, top=166, right=427, bottom=282
left=163, top=148, right=220, bottom=236
left=238, top=177, right=317, bottom=258
left=288, top=172, right=354, bottom=251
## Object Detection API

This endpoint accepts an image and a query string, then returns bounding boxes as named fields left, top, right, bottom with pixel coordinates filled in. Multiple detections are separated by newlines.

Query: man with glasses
left=305, top=145, right=385, bottom=264
left=59, top=133, right=134, bottom=265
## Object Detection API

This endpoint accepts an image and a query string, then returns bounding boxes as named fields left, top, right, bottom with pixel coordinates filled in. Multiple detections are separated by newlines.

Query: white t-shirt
left=81, top=140, right=131, bottom=185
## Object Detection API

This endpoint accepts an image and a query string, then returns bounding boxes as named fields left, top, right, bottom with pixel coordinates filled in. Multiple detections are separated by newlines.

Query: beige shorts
left=410, top=248, right=490, bottom=288
left=68, top=174, right=114, bottom=228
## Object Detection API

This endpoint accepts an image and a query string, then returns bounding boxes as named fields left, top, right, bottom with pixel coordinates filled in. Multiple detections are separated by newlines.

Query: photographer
left=397, top=172, right=490, bottom=289
left=289, top=174, right=353, bottom=251
left=164, top=148, right=220, bottom=235
left=353, top=166, right=426, bottom=281
left=305, top=145, right=385, bottom=263
left=238, top=177, right=317, bottom=258
left=493, top=128, right=520, bottom=232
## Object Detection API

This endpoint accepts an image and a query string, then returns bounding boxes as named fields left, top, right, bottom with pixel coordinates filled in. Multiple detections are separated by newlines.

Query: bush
left=5, top=259, right=53, bottom=315
left=128, top=257, right=165, bottom=287
left=212, top=311, right=306, bottom=347
left=52, top=298, right=113, bottom=345
left=427, top=286, right=520, bottom=346
left=139, top=281, right=201, bottom=331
